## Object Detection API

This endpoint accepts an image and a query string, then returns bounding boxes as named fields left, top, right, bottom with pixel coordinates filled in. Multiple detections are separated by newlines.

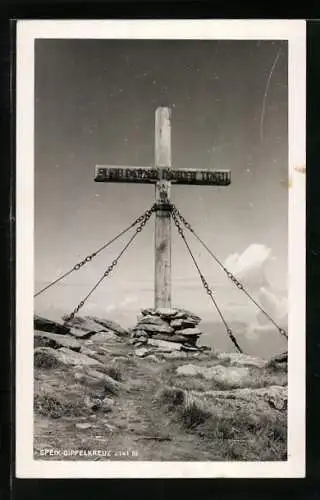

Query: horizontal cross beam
left=95, top=165, right=231, bottom=186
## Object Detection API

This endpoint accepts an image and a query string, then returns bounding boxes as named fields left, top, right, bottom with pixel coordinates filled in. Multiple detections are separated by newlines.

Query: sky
left=34, top=38, right=288, bottom=341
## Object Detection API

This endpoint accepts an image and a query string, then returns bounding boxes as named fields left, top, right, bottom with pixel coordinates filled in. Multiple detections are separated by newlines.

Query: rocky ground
left=33, top=310, right=288, bottom=462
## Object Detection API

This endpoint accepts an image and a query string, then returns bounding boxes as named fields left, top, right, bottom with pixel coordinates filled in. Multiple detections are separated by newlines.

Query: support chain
left=170, top=209, right=243, bottom=354
left=63, top=205, right=156, bottom=323
left=170, top=203, right=288, bottom=340
left=34, top=205, right=156, bottom=298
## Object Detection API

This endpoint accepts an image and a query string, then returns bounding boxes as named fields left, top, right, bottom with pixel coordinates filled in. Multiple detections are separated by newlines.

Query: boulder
left=34, top=331, right=56, bottom=349
left=80, top=346, right=106, bottom=363
left=134, top=347, right=150, bottom=358
left=192, top=385, right=288, bottom=413
left=131, top=329, right=149, bottom=338
left=76, top=422, right=92, bottom=430
left=134, top=323, right=174, bottom=335
left=216, top=352, right=267, bottom=369
left=65, top=316, right=108, bottom=335
left=53, top=347, right=102, bottom=367
left=34, top=315, right=70, bottom=335
left=160, top=385, right=288, bottom=433
left=84, top=396, right=103, bottom=411
left=147, top=338, right=182, bottom=351
left=271, top=352, right=288, bottom=363
left=176, top=363, right=250, bottom=388
left=268, top=352, right=288, bottom=368
left=34, top=347, right=64, bottom=369
left=135, top=335, right=149, bottom=343
left=34, top=331, right=81, bottom=351
left=101, top=397, right=115, bottom=412
left=67, top=327, right=94, bottom=339
left=74, top=367, right=121, bottom=394
left=203, top=365, right=249, bottom=385
left=176, top=364, right=200, bottom=377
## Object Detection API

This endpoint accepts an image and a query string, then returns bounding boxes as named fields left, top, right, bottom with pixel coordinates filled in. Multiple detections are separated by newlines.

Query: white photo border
left=16, top=19, right=306, bottom=478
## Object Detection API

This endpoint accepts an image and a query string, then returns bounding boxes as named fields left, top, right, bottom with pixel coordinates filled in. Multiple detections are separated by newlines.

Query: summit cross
left=95, top=107, right=231, bottom=309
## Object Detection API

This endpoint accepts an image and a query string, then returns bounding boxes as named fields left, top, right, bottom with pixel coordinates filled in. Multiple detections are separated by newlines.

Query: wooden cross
left=95, top=107, right=231, bottom=309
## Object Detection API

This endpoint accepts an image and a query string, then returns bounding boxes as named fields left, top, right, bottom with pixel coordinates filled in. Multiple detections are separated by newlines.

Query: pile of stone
left=130, top=307, right=209, bottom=356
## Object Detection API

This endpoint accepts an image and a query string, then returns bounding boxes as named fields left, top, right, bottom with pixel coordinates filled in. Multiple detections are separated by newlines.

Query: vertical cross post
left=154, top=107, right=172, bottom=309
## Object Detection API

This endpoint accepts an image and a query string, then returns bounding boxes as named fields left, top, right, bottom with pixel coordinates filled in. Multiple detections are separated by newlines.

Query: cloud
left=120, top=295, right=139, bottom=307
left=256, top=287, right=288, bottom=326
left=223, top=244, right=273, bottom=291
left=222, top=244, right=287, bottom=341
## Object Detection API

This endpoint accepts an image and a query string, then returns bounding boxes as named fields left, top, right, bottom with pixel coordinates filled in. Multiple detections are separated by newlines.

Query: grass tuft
left=34, top=390, right=87, bottom=419
left=180, top=393, right=212, bottom=429
left=34, top=348, right=62, bottom=369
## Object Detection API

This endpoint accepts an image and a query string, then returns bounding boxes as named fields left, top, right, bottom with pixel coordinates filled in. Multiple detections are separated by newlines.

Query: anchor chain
left=64, top=204, right=156, bottom=323
left=170, top=208, right=243, bottom=354
left=170, top=203, right=288, bottom=340
left=34, top=205, right=156, bottom=298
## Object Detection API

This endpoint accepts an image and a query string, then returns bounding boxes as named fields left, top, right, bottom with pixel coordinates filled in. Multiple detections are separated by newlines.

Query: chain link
left=171, top=204, right=288, bottom=341
left=34, top=205, right=156, bottom=298
left=64, top=205, right=156, bottom=323
left=68, top=209, right=153, bottom=273
left=171, top=209, right=243, bottom=353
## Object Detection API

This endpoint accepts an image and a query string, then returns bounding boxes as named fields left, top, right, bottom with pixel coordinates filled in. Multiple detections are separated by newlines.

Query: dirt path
left=33, top=340, right=287, bottom=462
left=34, top=354, right=218, bottom=461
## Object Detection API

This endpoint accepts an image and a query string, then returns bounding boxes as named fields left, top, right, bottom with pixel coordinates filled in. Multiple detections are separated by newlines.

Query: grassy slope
left=34, top=339, right=287, bottom=462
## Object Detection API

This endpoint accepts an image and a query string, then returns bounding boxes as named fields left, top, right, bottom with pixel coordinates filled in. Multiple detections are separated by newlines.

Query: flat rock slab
left=73, top=367, right=121, bottom=394
left=137, top=315, right=168, bottom=327
left=147, top=338, right=182, bottom=351
left=176, top=363, right=249, bottom=387
left=86, top=316, right=128, bottom=336
left=152, top=333, right=190, bottom=343
left=34, top=315, right=70, bottom=335
left=191, top=385, right=288, bottom=412
left=170, top=318, right=200, bottom=329
left=68, top=327, right=94, bottom=339
left=66, top=317, right=108, bottom=335
left=56, top=347, right=103, bottom=367
left=178, top=327, right=202, bottom=337
left=134, top=323, right=174, bottom=335
left=155, top=307, right=179, bottom=318
left=89, top=331, right=120, bottom=343
left=34, top=331, right=81, bottom=351
left=174, top=309, right=201, bottom=322
left=176, top=364, right=200, bottom=377
left=216, top=352, right=267, bottom=369
left=79, top=346, right=108, bottom=364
